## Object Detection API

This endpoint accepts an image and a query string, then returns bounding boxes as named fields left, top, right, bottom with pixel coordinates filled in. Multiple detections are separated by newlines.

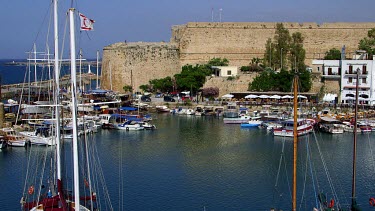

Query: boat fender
left=369, top=197, right=375, bottom=206
left=328, top=199, right=334, bottom=208
left=28, top=185, right=34, bottom=195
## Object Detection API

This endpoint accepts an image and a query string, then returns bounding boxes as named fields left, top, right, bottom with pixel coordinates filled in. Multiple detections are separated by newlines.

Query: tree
left=324, top=48, right=341, bottom=60
left=263, top=38, right=275, bottom=68
left=139, top=84, right=151, bottom=92
left=249, top=71, right=274, bottom=91
left=240, top=66, right=250, bottom=73
left=149, top=76, right=174, bottom=93
left=289, top=32, right=306, bottom=72
left=207, top=58, right=229, bottom=66
left=358, top=28, right=375, bottom=57
left=298, top=70, right=312, bottom=92
left=122, top=85, right=133, bottom=93
left=202, top=87, right=219, bottom=98
left=274, top=23, right=291, bottom=70
left=174, top=64, right=208, bottom=94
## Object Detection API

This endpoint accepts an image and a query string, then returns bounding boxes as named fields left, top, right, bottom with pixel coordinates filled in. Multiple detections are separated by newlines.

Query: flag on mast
left=79, top=13, right=95, bottom=31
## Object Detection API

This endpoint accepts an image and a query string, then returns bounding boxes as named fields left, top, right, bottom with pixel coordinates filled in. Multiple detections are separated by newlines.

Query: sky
left=1, top=0, right=375, bottom=59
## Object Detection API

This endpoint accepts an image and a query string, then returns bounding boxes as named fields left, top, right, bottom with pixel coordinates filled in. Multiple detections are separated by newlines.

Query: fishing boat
left=0, top=127, right=27, bottom=147
left=272, top=118, right=314, bottom=137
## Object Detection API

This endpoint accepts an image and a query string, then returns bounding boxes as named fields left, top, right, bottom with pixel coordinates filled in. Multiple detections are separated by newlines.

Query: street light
left=281, top=48, right=283, bottom=70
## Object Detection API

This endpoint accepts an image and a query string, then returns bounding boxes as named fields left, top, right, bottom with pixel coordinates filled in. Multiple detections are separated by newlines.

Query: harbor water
left=1, top=114, right=375, bottom=210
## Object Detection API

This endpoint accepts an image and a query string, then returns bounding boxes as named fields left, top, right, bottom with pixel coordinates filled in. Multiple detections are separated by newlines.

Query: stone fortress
left=101, top=22, right=375, bottom=95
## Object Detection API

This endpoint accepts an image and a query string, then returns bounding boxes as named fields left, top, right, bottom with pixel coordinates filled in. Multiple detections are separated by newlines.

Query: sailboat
left=271, top=75, right=341, bottom=211
left=21, top=2, right=112, bottom=210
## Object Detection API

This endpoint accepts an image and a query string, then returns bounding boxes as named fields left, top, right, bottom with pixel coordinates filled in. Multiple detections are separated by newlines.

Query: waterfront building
left=211, top=66, right=239, bottom=77
left=313, top=51, right=375, bottom=105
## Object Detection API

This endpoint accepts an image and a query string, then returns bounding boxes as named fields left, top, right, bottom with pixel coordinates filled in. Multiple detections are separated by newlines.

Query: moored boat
left=273, top=118, right=314, bottom=137
left=0, top=128, right=27, bottom=147
left=240, top=116, right=263, bottom=128
left=114, top=120, right=144, bottom=130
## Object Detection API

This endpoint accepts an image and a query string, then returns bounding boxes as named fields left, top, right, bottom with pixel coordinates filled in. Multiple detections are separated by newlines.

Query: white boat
left=273, top=119, right=314, bottom=137
left=139, top=121, right=156, bottom=130
left=223, top=102, right=238, bottom=118
left=223, top=115, right=251, bottom=124
left=318, top=116, right=344, bottom=134
left=0, top=128, right=27, bottom=147
left=19, top=127, right=55, bottom=146
left=319, top=124, right=344, bottom=134
left=98, top=113, right=112, bottom=125
left=240, top=116, right=263, bottom=128
left=156, top=105, right=170, bottom=113
left=114, top=120, right=144, bottom=130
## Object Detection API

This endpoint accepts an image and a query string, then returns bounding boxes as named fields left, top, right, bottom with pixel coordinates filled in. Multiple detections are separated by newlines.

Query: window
left=349, top=65, right=353, bottom=74
left=338, top=67, right=341, bottom=75
left=348, top=77, right=352, bottom=83
left=362, top=78, right=367, bottom=84
left=317, top=67, right=320, bottom=71
left=328, top=67, right=332, bottom=75
left=363, top=65, right=367, bottom=74
left=227, top=70, right=231, bottom=76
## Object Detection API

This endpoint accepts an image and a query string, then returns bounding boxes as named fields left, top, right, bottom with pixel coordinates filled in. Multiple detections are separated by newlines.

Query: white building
left=211, top=66, right=238, bottom=77
left=313, top=56, right=375, bottom=105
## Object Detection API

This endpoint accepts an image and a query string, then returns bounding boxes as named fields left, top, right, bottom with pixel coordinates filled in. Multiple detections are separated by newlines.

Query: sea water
left=0, top=59, right=100, bottom=89
left=1, top=114, right=375, bottom=210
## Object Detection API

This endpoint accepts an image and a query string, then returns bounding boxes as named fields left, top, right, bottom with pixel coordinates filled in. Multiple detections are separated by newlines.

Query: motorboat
left=240, top=116, right=263, bottom=128
left=273, top=119, right=314, bottom=137
left=114, top=120, right=144, bottom=131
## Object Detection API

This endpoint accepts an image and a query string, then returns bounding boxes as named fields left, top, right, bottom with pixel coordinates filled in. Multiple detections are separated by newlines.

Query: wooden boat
left=0, top=128, right=27, bottom=147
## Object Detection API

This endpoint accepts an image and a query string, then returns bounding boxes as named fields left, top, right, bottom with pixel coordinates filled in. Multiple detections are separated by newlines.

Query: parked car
left=155, top=92, right=163, bottom=98
left=164, top=95, right=175, bottom=102
left=141, top=95, right=151, bottom=102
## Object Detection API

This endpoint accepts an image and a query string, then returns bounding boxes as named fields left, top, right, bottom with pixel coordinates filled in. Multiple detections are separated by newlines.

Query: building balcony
left=321, top=74, right=340, bottom=79
left=344, top=70, right=368, bottom=75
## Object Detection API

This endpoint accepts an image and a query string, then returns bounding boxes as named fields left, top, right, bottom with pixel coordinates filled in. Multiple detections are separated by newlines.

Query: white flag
left=79, top=13, right=95, bottom=31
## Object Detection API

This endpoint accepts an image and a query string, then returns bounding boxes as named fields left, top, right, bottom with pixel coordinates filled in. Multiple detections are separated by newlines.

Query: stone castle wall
left=101, top=42, right=180, bottom=92
left=102, top=22, right=375, bottom=93
left=172, top=22, right=375, bottom=67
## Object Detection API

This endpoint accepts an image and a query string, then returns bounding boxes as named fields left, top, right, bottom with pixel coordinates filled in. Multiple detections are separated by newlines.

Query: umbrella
left=221, top=94, right=234, bottom=98
left=297, top=95, right=307, bottom=99
left=259, top=95, right=269, bottom=99
left=244, top=94, right=259, bottom=99
left=281, top=95, right=293, bottom=99
left=270, top=95, right=281, bottom=99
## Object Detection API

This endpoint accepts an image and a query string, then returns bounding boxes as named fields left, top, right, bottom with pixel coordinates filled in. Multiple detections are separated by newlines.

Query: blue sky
left=1, top=0, right=375, bottom=59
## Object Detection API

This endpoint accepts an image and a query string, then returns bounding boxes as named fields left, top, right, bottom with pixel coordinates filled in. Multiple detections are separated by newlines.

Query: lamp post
left=281, top=48, right=283, bottom=70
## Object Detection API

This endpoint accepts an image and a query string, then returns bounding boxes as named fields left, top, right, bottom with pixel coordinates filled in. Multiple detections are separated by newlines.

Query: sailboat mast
left=351, top=68, right=359, bottom=206
left=69, top=8, right=80, bottom=210
left=96, top=50, right=99, bottom=89
left=53, top=0, right=62, bottom=181
left=292, top=75, right=298, bottom=211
